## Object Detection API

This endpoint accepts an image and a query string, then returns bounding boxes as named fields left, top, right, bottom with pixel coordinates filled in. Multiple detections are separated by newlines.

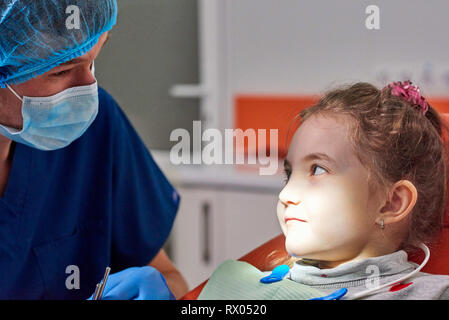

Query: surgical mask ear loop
left=91, top=61, right=95, bottom=77
left=5, top=83, right=23, bottom=102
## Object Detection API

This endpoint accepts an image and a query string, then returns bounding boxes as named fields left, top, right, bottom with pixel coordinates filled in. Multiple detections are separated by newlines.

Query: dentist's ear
left=377, top=180, right=418, bottom=226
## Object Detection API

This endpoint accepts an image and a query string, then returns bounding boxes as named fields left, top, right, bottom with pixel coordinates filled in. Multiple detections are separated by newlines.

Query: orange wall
left=235, top=95, right=449, bottom=158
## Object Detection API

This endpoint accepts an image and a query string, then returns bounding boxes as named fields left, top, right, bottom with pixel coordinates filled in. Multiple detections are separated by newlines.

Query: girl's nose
left=279, top=186, right=300, bottom=206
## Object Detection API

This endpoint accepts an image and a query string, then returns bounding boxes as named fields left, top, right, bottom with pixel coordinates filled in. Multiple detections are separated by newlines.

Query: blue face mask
left=1, top=81, right=99, bottom=151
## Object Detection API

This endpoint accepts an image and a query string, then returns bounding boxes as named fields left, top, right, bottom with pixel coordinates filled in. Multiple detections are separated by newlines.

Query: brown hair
left=304, top=82, right=449, bottom=250
left=271, top=82, right=449, bottom=268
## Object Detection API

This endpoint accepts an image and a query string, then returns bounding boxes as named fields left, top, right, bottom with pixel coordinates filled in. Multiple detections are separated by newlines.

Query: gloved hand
left=88, top=266, right=175, bottom=300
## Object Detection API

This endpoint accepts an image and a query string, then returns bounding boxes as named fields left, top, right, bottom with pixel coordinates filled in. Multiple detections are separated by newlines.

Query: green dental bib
left=198, top=260, right=325, bottom=300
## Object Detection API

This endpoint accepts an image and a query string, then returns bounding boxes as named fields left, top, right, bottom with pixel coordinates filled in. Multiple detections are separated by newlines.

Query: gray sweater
left=288, top=250, right=449, bottom=300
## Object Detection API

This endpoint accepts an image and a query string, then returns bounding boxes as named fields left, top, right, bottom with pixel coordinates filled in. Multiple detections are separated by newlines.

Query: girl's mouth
left=285, top=217, right=307, bottom=223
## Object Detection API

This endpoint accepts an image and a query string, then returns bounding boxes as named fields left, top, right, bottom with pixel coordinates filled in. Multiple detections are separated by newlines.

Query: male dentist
left=0, top=0, right=188, bottom=299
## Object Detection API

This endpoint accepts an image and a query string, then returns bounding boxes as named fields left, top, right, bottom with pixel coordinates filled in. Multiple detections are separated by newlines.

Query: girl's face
left=277, top=114, right=383, bottom=267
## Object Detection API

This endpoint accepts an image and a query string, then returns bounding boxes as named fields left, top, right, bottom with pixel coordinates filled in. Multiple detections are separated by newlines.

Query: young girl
left=196, top=81, right=449, bottom=300
left=276, top=80, right=449, bottom=299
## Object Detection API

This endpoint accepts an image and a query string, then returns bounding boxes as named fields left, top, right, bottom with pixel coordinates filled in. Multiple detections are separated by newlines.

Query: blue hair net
left=0, top=0, right=117, bottom=87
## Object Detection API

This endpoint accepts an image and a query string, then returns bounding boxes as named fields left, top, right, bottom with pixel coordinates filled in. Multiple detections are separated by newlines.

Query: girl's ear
left=378, top=180, right=418, bottom=226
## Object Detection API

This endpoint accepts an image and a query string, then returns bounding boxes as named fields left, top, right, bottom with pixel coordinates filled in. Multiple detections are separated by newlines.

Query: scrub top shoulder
left=0, top=86, right=180, bottom=299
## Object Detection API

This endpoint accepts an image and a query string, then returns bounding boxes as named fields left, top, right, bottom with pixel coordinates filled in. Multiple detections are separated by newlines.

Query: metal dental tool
left=93, top=267, right=111, bottom=300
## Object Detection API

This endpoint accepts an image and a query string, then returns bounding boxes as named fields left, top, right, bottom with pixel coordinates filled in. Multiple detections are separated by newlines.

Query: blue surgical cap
left=0, top=0, right=117, bottom=87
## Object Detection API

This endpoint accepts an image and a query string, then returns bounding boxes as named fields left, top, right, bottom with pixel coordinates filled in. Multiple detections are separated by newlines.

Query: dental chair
left=180, top=112, right=449, bottom=300
left=181, top=228, right=449, bottom=300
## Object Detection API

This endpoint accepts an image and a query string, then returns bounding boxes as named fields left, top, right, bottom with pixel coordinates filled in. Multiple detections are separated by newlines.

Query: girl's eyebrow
left=284, top=152, right=338, bottom=169
left=302, top=152, right=338, bottom=166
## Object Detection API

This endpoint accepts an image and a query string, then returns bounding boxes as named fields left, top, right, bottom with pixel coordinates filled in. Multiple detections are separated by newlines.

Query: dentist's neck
left=0, top=134, right=13, bottom=197
left=0, top=135, right=12, bottom=161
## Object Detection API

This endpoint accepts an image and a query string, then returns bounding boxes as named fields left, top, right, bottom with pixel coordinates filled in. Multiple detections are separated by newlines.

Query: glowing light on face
left=277, top=114, right=381, bottom=264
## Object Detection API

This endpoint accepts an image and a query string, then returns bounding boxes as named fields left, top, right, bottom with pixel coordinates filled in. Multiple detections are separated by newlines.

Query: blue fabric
left=0, top=87, right=180, bottom=299
left=0, top=0, right=117, bottom=87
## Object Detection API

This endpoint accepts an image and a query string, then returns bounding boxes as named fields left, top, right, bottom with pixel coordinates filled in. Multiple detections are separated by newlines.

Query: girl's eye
left=312, top=164, right=327, bottom=176
left=283, top=164, right=326, bottom=184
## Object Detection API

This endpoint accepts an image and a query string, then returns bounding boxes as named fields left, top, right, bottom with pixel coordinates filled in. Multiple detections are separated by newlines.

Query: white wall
left=224, top=0, right=449, bottom=97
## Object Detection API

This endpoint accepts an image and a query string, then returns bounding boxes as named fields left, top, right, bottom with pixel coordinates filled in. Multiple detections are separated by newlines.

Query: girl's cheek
left=306, top=186, right=356, bottom=228
left=311, top=186, right=370, bottom=244
left=303, top=187, right=331, bottom=220
left=276, top=200, right=287, bottom=234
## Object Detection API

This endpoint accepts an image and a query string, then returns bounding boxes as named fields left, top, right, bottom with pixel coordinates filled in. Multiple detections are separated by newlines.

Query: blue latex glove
left=88, top=266, right=175, bottom=300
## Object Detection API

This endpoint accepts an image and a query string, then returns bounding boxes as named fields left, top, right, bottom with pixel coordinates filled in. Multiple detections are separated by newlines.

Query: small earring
left=379, top=219, right=385, bottom=230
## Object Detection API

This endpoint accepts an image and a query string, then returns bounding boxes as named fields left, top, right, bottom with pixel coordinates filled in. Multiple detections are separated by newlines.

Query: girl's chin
left=284, top=234, right=329, bottom=260
left=284, top=236, right=311, bottom=258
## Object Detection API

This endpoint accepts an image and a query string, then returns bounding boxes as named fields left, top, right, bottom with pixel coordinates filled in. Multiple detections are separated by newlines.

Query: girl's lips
left=285, top=217, right=307, bottom=223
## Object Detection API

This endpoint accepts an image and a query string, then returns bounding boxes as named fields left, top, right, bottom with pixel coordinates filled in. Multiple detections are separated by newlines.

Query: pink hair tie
left=387, top=80, right=429, bottom=116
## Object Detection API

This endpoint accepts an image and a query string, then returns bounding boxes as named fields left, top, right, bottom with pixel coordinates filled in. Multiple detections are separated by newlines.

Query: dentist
left=0, top=0, right=188, bottom=299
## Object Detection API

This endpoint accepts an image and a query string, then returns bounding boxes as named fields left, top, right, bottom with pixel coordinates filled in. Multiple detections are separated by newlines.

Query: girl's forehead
left=288, top=115, right=357, bottom=166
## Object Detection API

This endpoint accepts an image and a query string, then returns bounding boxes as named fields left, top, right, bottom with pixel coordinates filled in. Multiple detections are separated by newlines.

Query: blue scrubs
left=0, top=87, right=180, bottom=299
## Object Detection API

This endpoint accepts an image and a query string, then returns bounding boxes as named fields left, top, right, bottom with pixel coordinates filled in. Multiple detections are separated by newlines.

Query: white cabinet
left=170, top=185, right=282, bottom=290
left=151, top=151, right=285, bottom=290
